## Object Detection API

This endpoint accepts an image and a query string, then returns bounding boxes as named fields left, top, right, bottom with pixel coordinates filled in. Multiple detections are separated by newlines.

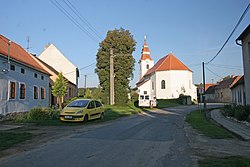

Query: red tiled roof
left=140, top=42, right=152, bottom=60
left=230, top=75, right=244, bottom=89
left=0, top=34, right=48, bottom=74
left=143, top=53, right=192, bottom=76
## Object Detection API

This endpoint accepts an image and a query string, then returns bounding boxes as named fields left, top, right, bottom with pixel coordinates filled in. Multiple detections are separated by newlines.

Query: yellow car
left=60, top=99, right=104, bottom=122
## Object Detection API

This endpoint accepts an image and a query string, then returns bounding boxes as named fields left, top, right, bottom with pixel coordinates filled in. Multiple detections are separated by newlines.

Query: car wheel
left=83, top=115, right=88, bottom=123
left=100, top=113, right=104, bottom=120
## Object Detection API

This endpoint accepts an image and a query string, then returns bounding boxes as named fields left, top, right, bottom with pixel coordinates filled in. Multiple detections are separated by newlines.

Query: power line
left=63, top=0, right=102, bottom=40
left=206, top=67, right=223, bottom=79
left=206, top=3, right=250, bottom=64
left=208, top=63, right=242, bottom=71
left=49, top=0, right=99, bottom=43
left=63, top=62, right=95, bottom=75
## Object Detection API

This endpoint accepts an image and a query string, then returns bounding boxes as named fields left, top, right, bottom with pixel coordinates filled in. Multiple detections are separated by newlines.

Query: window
left=221, top=92, right=223, bottom=98
left=20, top=83, right=26, bottom=99
left=41, top=87, right=45, bottom=99
left=161, top=80, right=166, bottom=89
left=140, top=95, right=144, bottom=100
left=21, top=68, right=25, bottom=74
left=34, top=73, right=37, bottom=78
left=41, top=75, right=44, bottom=80
left=10, top=64, right=15, bottom=71
left=34, top=86, right=39, bottom=99
left=146, top=64, right=149, bottom=69
left=87, top=101, right=95, bottom=109
left=145, top=95, right=149, bottom=100
left=143, top=91, right=147, bottom=95
left=95, top=101, right=102, bottom=108
left=9, top=81, right=16, bottom=99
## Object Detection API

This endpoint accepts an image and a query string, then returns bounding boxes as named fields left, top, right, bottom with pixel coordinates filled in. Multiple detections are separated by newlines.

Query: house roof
left=140, top=42, right=152, bottom=60
left=0, top=34, right=48, bottom=74
left=143, top=53, right=192, bottom=76
left=205, top=85, right=217, bottom=94
left=230, top=75, right=244, bottom=89
left=236, top=24, right=250, bottom=40
left=215, top=76, right=238, bottom=89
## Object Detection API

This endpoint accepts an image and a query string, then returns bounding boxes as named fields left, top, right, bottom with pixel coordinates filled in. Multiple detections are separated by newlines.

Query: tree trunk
left=58, top=97, right=62, bottom=112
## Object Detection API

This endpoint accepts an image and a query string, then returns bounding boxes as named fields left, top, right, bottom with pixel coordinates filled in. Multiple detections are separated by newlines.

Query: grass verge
left=0, top=131, right=32, bottom=151
left=186, top=110, right=234, bottom=139
left=157, top=99, right=180, bottom=109
left=199, top=156, right=250, bottom=167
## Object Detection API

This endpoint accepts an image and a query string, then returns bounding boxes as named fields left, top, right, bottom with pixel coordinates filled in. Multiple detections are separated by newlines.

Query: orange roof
left=140, top=42, right=152, bottom=60
left=0, top=34, right=48, bottom=74
left=143, top=53, right=191, bottom=76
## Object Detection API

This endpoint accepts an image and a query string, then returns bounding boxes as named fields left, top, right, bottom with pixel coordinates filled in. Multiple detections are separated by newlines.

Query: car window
left=140, top=95, right=144, bottom=100
left=145, top=96, right=149, bottom=100
left=87, top=101, right=95, bottom=109
left=95, top=101, right=102, bottom=108
left=67, top=100, right=89, bottom=107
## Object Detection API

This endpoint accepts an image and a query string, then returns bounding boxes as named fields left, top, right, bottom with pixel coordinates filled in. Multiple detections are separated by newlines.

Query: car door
left=95, top=100, right=103, bottom=117
left=87, top=100, right=96, bottom=120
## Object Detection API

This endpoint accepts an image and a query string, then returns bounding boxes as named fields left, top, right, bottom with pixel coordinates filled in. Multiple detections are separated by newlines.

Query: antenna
left=26, top=36, right=30, bottom=52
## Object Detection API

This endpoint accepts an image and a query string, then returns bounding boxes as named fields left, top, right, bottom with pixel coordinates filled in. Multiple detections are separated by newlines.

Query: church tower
left=139, top=36, right=154, bottom=79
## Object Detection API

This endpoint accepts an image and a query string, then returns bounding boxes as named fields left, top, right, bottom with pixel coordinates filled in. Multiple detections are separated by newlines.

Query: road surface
left=1, top=105, right=201, bottom=167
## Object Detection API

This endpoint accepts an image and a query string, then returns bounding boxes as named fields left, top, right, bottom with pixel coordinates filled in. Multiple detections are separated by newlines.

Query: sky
left=1, top=0, right=249, bottom=88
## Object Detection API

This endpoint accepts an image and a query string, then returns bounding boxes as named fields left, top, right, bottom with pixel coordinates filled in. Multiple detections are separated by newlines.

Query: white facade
left=39, top=44, right=78, bottom=85
left=231, top=84, right=245, bottom=105
left=139, top=59, right=154, bottom=79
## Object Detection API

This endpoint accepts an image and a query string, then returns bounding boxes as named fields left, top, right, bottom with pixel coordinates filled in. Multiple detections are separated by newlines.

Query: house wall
left=0, top=56, right=50, bottom=115
left=38, top=44, right=77, bottom=85
left=241, top=32, right=250, bottom=105
left=214, top=88, right=232, bottom=103
left=155, top=70, right=197, bottom=100
left=231, top=84, right=245, bottom=105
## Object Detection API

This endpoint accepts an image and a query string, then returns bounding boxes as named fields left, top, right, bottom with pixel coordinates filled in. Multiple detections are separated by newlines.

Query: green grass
left=0, top=131, right=32, bottom=151
left=186, top=110, right=234, bottom=139
left=157, top=99, right=180, bottom=109
left=199, top=156, right=250, bottom=167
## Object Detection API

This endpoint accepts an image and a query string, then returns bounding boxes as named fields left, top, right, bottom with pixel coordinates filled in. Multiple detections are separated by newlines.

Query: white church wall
left=139, top=59, right=154, bottom=79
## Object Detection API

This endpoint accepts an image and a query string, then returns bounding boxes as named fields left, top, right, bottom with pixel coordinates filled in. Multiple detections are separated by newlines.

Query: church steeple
left=139, top=36, right=154, bottom=79
left=140, top=36, right=152, bottom=61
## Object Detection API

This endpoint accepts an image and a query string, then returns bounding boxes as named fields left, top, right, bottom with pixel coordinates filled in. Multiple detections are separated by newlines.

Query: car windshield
left=67, top=100, right=89, bottom=108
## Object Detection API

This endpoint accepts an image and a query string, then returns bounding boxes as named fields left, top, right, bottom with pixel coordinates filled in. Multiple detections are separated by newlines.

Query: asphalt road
left=0, top=105, right=203, bottom=167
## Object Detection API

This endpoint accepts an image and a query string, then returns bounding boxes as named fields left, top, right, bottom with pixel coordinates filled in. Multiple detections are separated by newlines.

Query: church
left=136, top=38, right=197, bottom=107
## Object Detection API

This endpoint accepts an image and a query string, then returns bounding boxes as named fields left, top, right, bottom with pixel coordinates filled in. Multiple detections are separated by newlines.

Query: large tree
left=96, top=28, right=136, bottom=104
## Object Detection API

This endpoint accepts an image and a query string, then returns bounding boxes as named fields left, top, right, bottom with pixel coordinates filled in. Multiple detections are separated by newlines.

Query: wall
left=155, top=70, right=197, bottom=100
left=231, top=84, right=245, bottom=105
left=139, top=58, right=154, bottom=79
left=0, top=56, right=50, bottom=115
left=241, top=33, right=250, bottom=105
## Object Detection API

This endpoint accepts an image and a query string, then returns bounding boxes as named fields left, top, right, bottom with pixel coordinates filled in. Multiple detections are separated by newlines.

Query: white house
left=0, top=34, right=50, bottom=115
left=136, top=39, right=197, bottom=107
left=230, top=75, right=245, bottom=105
left=38, top=44, right=79, bottom=95
left=236, top=24, right=250, bottom=105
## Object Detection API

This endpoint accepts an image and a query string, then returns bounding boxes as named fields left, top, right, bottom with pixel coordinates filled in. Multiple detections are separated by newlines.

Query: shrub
left=27, top=107, right=59, bottom=121
left=234, top=105, right=248, bottom=121
left=222, top=105, right=250, bottom=122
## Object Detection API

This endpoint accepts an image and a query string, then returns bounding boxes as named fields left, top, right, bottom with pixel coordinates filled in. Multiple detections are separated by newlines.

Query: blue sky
left=1, top=0, right=249, bottom=88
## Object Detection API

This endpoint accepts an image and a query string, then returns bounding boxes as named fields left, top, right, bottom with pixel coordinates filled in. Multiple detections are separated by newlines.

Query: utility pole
left=202, top=62, right=206, bottom=110
left=110, top=48, right=115, bottom=105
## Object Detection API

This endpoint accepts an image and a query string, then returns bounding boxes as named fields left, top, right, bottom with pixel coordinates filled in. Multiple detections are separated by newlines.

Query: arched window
left=146, top=64, right=149, bottom=69
left=161, top=80, right=166, bottom=89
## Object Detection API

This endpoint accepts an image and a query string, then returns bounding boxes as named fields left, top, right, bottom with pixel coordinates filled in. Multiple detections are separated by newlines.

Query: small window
left=140, top=95, right=144, bottom=100
left=9, top=81, right=16, bottom=99
left=161, top=80, right=166, bottom=89
left=21, top=68, right=25, bottom=74
left=146, top=64, right=149, bottom=69
left=41, top=75, right=44, bottom=80
left=10, top=65, right=15, bottom=71
left=143, top=91, right=147, bottom=95
left=41, top=87, right=45, bottom=99
left=20, top=83, right=26, bottom=99
left=145, top=95, right=149, bottom=100
left=34, top=86, right=39, bottom=99
left=95, top=101, right=102, bottom=108
left=34, top=73, right=37, bottom=78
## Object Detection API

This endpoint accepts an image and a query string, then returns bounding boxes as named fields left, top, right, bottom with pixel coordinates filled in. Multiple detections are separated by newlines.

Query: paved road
left=0, top=105, right=201, bottom=167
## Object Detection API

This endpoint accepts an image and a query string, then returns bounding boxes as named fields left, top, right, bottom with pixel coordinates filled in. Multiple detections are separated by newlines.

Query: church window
left=146, top=64, right=149, bottom=69
left=161, top=80, right=166, bottom=89
left=144, top=91, right=147, bottom=94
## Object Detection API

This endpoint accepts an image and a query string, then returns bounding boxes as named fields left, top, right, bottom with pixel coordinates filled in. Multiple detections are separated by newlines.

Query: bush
left=27, top=107, right=59, bottom=121
left=222, top=105, right=250, bottom=122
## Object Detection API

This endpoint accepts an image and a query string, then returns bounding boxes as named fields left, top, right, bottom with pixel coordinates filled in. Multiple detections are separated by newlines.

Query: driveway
left=0, top=105, right=199, bottom=167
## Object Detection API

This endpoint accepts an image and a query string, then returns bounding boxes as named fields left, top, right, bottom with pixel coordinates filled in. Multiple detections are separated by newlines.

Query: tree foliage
left=52, top=72, right=68, bottom=111
left=96, top=28, right=136, bottom=104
